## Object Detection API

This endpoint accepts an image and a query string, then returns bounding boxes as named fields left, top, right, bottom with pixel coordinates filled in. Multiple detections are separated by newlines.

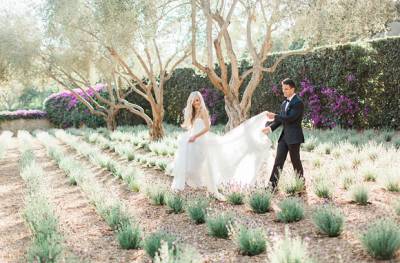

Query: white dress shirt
left=285, top=93, right=296, bottom=111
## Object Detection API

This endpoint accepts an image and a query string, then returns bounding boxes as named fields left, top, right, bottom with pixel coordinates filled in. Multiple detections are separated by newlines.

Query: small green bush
left=351, top=185, right=369, bottom=205
left=235, top=226, right=266, bottom=256
left=143, top=231, right=176, bottom=259
left=312, top=205, right=344, bottom=237
left=166, top=193, right=184, bottom=214
left=277, top=198, right=304, bottom=223
left=102, top=205, right=131, bottom=231
left=227, top=192, right=245, bottom=205
left=147, top=186, right=166, bottom=206
left=248, top=191, right=272, bottom=214
left=268, top=227, right=313, bottom=263
left=187, top=199, right=208, bottom=224
left=313, top=177, right=333, bottom=199
left=117, top=222, right=142, bottom=249
left=361, top=219, right=400, bottom=260
left=278, top=171, right=305, bottom=195
left=206, top=213, right=233, bottom=239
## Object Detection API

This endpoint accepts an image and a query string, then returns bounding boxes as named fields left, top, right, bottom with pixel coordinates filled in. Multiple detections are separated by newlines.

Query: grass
left=143, top=231, right=176, bottom=259
left=187, top=198, right=208, bottom=224
left=101, top=204, right=131, bottom=231
left=154, top=242, right=202, bottom=263
left=166, top=193, right=185, bottom=214
left=117, top=222, right=142, bottom=249
left=227, top=191, right=245, bottom=205
left=248, top=190, right=272, bottom=214
left=206, top=213, right=233, bottom=239
left=361, top=219, right=400, bottom=260
left=278, top=170, right=305, bottom=195
left=234, top=225, right=267, bottom=256
left=268, top=227, right=313, bottom=263
left=383, top=174, right=400, bottom=192
left=313, top=175, right=333, bottom=199
left=351, top=184, right=369, bottom=205
left=147, top=185, right=167, bottom=206
left=312, top=205, right=344, bottom=237
left=277, top=197, right=304, bottom=223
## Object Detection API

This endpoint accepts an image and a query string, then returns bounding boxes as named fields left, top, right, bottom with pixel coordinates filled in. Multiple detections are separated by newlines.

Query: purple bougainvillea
left=200, top=87, right=224, bottom=125
left=47, top=84, right=106, bottom=111
left=299, top=79, right=361, bottom=128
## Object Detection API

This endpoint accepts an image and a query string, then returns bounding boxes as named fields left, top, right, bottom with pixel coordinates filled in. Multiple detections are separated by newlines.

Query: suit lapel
left=287, top=95, right=299, bottom=111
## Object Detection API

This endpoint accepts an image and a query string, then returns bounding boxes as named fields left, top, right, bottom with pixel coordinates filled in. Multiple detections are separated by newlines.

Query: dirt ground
left=0, top=134, right=399, bottom=262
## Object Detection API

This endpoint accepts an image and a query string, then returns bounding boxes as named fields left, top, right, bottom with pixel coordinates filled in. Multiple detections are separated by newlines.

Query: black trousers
left=269, top=138, right=304, bottom=189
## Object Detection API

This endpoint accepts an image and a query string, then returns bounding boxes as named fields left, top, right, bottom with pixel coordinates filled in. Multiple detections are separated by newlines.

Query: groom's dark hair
left=282, top=78, right=296, bottom=90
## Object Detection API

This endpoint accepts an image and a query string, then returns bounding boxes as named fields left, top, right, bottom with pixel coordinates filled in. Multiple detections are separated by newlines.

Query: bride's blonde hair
left=181, top=91, right=209, bottom=129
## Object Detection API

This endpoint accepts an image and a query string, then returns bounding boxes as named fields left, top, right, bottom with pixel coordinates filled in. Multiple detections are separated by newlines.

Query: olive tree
left=191, top=0, right=398, bottom=129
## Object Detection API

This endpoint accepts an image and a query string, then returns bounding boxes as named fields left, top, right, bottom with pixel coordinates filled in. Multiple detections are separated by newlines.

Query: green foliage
left=394, top=199, right=400, bottom=216
left=154, top=243, right=202, bottom=263
left=384, top=174, right=400, bottom=192
left=227, top=191, right=245, bottom=205
left=101, top=204, right=131, bottom=231
left=144, top=231, right=176, bottom=259
left=361, top=219, right=400, bottom=260
left=351, top=185, right=369, bottom=205
left=312, top=205, right=344, bottom=237
left=187, top=198, right=208, bottom=224
left=313, top=175, right=333, bottom=199
left=206, top=213, right=233, bottom=239
left=277, top=198, right=304, bottom=223
left=248, top=191, right=272, bottom=214
left=117, top=222, right=142, bottom=250
left=235, top=226, right=267, bottom=256
left=166, top=193, right=184, bottom=214
left=27, top=231, right=63, bottom=263
left=268, top=228, right=313, bottom=263
left=44, top=37, right=400, bottom=130
left=147, top=185, right=166, bottom=206
left=278, top=171, right=305, bottom=195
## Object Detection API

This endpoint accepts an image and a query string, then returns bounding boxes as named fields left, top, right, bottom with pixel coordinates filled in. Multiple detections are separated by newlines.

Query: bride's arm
left=188, top=112, right=210, bottom=143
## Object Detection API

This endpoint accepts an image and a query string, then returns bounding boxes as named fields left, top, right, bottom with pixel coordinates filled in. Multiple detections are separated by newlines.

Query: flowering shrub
left=43, top=37, right=400, bottom=129
left=200, top=87, right=225, bottom=125
left=0, top=109, right=47, bottom=122
left=44, top=84, right=107, bottom=128
left=299, top=79, right=360, bottom=128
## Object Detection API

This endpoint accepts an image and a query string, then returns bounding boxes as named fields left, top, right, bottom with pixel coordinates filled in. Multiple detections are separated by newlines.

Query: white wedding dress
left=169, top=111, right=271, bottom=194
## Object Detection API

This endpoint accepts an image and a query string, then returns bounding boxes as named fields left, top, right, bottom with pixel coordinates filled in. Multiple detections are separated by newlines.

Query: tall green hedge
left=45, top=37, right=400, bottom=129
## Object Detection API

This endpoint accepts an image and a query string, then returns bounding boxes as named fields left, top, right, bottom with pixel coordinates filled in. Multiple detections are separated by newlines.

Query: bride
left=169, top=91, right=271, bottom=200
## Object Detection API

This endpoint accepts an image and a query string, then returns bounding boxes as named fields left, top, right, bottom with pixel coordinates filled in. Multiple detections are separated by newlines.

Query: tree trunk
left=105, top=109, right=118, bottom=131
left=224, top=94, right=248, bottom=131
left=149, top=107, right=164, bottom=141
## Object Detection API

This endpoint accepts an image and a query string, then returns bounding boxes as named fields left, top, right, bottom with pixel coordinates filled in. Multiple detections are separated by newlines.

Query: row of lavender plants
left=17, top=131, right=65, bottom=262
left=76, top=127, right=400, bottom=261
left=35, top=131, right=142, bottom=251
left=43, top=130, right=201, bottom=260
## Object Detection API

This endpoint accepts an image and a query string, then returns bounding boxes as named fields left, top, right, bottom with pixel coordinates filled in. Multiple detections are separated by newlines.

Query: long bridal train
left=168, top=111, right=271, bottom=195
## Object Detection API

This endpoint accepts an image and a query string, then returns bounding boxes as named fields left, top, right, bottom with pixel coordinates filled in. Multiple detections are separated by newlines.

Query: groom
left=262, top=78, right=305, bottom=191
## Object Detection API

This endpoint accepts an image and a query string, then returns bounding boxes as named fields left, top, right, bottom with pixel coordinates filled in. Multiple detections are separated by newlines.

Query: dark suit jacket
left=268, top=94, right=305, bottom=145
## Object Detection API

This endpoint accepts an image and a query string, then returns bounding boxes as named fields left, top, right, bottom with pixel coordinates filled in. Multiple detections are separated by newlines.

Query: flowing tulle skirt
left=169, top=112, right=271, bottom=193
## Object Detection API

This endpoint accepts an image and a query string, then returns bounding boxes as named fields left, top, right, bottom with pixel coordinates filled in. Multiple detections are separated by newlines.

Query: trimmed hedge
left=0, top=109, right=47, bottom=122
left=44, top=37, right=400, bottom=129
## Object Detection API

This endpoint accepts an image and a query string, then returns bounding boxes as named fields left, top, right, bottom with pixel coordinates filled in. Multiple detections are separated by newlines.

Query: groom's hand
left=262, top=127, right=272, bottom=135
left=266, top=112, right=276, bottom=119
